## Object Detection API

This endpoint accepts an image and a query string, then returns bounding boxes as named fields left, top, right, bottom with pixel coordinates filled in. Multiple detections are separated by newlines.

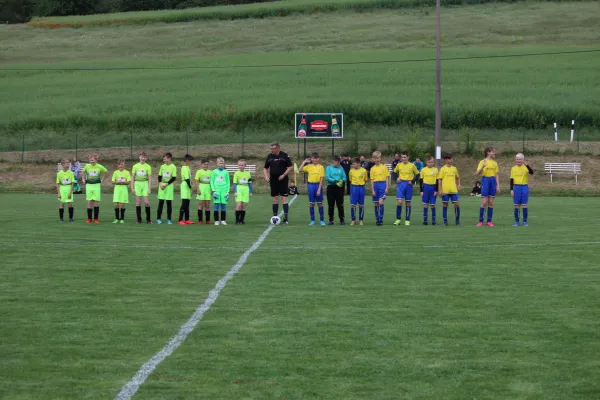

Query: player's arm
left=69, top=179, right=74, bottom=197
left=510, top=178, right=514, bottom=195
left=434, top=179, right=439, bottom=196
left=495, top=168, right=501, bottom=194
left=457, top=176, right=461, bottom=191
left=526, top=164, right=534, bottom=175
left=130, top=168, right=135, bottom=193
left=263, top=162, right=270, bottom=182
left=385, top=174, right=389, bottom=194
left=475, top=160, right=485, bottom=175
left=248, top=178, right=253, bottom=197
left=81, top=166, right=87, bottom=184
left=283, top=164, right=293, bottom=180
left=317, top=171, right=324, bottom=195
left=56, top=180, right=61, bottom=199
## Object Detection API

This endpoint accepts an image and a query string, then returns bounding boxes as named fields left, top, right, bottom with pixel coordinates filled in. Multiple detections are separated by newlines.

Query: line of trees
left=0, top=0, right=272, bottom=23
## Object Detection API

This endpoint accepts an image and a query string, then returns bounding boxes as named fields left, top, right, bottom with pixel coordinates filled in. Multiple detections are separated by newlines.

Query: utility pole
left=435, top=0, right=442, bottom=168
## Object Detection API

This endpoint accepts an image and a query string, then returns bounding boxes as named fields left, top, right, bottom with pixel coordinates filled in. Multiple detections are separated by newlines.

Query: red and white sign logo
left=310, top=120, right=328, bottom=131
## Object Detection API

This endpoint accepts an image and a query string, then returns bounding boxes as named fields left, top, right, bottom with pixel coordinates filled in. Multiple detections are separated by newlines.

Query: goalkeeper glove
left=225, top=193, right=230, bottom=201
left=337, top=180, right=344, bottom=187
left=213, top=192, right=219, bottom=200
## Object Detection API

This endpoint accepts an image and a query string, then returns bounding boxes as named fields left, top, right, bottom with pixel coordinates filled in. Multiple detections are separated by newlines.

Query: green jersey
left=233, top=171, right=252, bottom=185
left=159, top=163, right=177, bottom=183
left=195, top=169, right=212, bottom=184
left=112, top=169, right=131, bottom=184
left=181, top=165, right=191, bottom=181
left=56, top=170, right=75, bottom=185
left=210, top=168, right=230, bottom=192
left=131, top=163, right=152, bottom=182
left=83, top=163, right=107, bottom=184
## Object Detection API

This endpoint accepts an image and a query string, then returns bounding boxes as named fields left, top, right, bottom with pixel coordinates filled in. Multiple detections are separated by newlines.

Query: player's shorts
left=442, top=193, right=459, bottom=203
left=235, top=185, right=250, bottom=203
left=372, top=181, right=387, bottom=202
left=86, top=183, right=101, bottom=201
left=59, top=185, right=73, bottom=203
left=307, top=182, right=323, bottom=203
left=270, top=177, right=289, bottom=197
left=213, top=190, right=229, bottom=204
left=158, top=183, right=174, bottom=201
left=481, top=176, right=497, bottom=197
left=396, top=181, right=413, bottom=201
left=196, top=183, right=211, bottom=201
left=180, top=183, right=192, bottom=200
left=134, top=181, right=149, bottom=197
left=350, top=185, right=365, bottom=205
left=421, top=184, right=437, bottom=205
left=513, top=184, right=529, bottom=205
left=113, top=185, right=129, bottom=204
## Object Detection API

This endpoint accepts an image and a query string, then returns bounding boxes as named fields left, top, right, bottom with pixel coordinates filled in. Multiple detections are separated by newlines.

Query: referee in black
left=264, top=141, right=294, bottom=224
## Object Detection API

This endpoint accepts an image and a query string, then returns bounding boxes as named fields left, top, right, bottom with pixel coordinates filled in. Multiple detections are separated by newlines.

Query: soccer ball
left=270, top=216, right=281, bottom=225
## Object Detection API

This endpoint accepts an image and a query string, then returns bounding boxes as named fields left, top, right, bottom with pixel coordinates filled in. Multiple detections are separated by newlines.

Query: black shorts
left=270, top=177, right=289, bottom=197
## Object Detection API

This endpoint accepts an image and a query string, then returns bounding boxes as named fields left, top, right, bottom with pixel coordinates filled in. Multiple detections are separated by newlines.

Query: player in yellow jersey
left=419, top=156, right=439, bottom=225
left=234, top=159, right=253, bottom=224
left=475, top=147, right=500, bottom=227
left=56, top=159, right=75, bottom=223
left=82, top=153, right=107, bottom=223
left=194, top=159, right=212, bottom=224
left=112, top=159, right=131, bottom=224
left=370, top=151, right=390, bottom=226
left=349, top=158, right=368, bottom=225
left=178, top=154, right=195, bottom=225
left=130, top=151, right=152, bottom=224
left=393, top=151, right=419, bottom=226
left=156, top=152, right=177, bottom=224
left=510, top=153, right=534, bottom=227
left=438, top=153, right=461, bottom=226
left=299, top=153, right=326, bottom=226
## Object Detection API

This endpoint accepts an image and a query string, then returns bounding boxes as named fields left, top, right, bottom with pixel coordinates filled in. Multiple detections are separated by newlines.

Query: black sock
left=183, top=199, right=190, bottom=220
left=166, top=200, right=172, bottom=220
left=121, top=208, right=126, bottom=220
left=157, top=200, right=164, bottom=219
left=94, top=206, right=99, bottom=220
left=221, top=210, right=226, bottom=222
left=214, top=210, right=219, bottom=222
left=68, top=207, right=73, bottom=219
left=179, top=205, right=185, bottom=222
left=198, top=209, right=203, bottom=222
left=87, top=208, right=92, bottom=219
left=241, top=210, right=246, bottom=222
left=136, top=206, right=142, bottom=221
left=272, top=204, right=278, bottom=216
left=59, top=208, right=64, bottom=219
left=235, top=210, right=240, bottom=222
left=145, top=206, right=151, bottom=222
left=205, top=210, right=211, bottom=222
left=115, top=208, right=120, bottom=220
left=283, top=204, right=289, bottom=220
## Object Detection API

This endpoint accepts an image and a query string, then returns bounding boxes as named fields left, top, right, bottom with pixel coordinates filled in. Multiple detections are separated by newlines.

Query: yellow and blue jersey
left=477, top=159, right=499, bottom=177
left=303, top=164, right=325, bottom=184
left=349, top=168, right=368, bottom=185
left=420, top=167, right=439, bottom=185
left=394, top=163, right=419, bottom=181
left=439, top=165, right=460, bottom=194
left=510, top=165, right=530, bottom=185
left=369, top=164, right=389, bottom=182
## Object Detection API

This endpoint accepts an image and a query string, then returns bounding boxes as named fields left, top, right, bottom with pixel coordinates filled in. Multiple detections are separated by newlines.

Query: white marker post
left=554, top=122, right=558, bottom=141
left=570, top=120, right=575, bottom=143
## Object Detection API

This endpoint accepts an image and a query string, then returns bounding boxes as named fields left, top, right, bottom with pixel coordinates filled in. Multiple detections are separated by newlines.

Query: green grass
left=26, top=0, right=582, bottom=27
left=1, top=193, right=599, bottom=399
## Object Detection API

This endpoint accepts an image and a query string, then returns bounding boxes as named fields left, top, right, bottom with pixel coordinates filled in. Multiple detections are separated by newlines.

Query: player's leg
left=59, top=200, right=65, bottom=222
left=336, top=186, right=345, bottom=224
left=114, top=202, right=120, bottom=223
left=478, top=197, right=488, bottom=226
left=203, top=200, right=211, bottom=224
left=522, top=185, right=529, bottom=226
left=220, top=201, right=227, bottom=225
left=423, top=202, right=429, bottom=225
left=405, top=185, right=413, bottom=223
left=235, top=201, right=242, bottom=224
left=135, top=196, right=142, bottom=223
left=240, top=201, right=247, bottom=224
left=350, top=186, right=357, bottom=224
left=372, top=185, right=380, bottom=224
left=157, top=199, right=164, bottom=223
left=317, top=188, right=325, bottom=224
left=378, top=196, right=385, bottom=224
left=487, top=196, right=495, bottom=224
left=93, top=200, right=100, bottom=222
left=429, top=188, right=436, bottom=225
left=197, top=200, right=203, bottom=223
left=326, top=185, right=335, bottom=224
left=453, top=198, right=460, bottom=225
left=179, top=197, right=186, bottom=223
left=68, top=201, right=74, bottom=222
left=86, top=199, right=93, bottom=222
left=358, top=187, right=365, bottom=224
left=395, top=183, right=404, bottom=224
left=165, top=185, right=174, bottom=223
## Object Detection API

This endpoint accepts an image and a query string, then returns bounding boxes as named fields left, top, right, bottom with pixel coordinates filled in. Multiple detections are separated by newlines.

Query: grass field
left=1, top=193, right=599, bottom=399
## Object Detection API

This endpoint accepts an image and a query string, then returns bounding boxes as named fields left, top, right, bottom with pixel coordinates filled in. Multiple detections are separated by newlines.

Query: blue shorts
left=308, top=182, right=323, bottom=203
left=372, top=181, right=387, bottom=202
left=396, top=181, right=413, bottom=201
left=422, top=184, right=437, bottom=205
left=513, top=184, right=529, bottom=205
left=350, top=185, right=365, bottom=205
left=481, top=176, right=497, bottom=197
left=442, top=193, right=459, bottom=203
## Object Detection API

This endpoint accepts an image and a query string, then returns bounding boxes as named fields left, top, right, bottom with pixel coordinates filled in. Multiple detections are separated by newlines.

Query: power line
left=0, top=49, right=598, bottom=72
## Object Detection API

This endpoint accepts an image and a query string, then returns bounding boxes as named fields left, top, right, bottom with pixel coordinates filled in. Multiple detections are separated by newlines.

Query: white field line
left=113, top=195, right=296, bottom=400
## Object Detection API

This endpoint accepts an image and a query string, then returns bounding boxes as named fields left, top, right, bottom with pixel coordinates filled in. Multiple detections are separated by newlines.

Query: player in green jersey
left=194, top=159, right=212, bottom=224
left=233, top=159, right=253, bottom=224
left=210, top=157, right=230, bottom=225
left=130, top=151, right=153, bottom=224
left=56, top=159, right=75, bottom=223
left=112, top=159, right=131, bottom=224
left=82, top=153, right=108, bottom=223
left=178, top=154, right=195, bottom=225
left=156, top=152, right=177, bottom=224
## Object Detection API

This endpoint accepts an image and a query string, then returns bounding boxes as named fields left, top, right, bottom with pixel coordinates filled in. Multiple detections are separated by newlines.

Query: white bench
left=57, top=162, right=87, bottom=171
left=544, top=162, right=581, bottom=184
left=225, top=164, right=256, bottom=174
left=385, top=163, right=393, bottom=173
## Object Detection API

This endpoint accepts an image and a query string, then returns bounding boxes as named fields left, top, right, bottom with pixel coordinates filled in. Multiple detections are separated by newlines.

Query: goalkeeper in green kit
left=210, top=157, right=231, bottom=225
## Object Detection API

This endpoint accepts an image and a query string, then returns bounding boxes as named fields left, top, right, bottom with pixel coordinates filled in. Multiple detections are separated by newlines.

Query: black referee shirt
left=264, top=151, right=292, bottom=178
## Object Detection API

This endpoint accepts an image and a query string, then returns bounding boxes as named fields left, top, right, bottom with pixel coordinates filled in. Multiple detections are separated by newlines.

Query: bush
left=460, top=126, right=478, bottom=156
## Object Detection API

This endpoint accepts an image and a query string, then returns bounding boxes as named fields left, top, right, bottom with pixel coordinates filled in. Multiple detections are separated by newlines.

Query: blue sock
left=396, top=205, right=402, bottom=219
left=379, top=204, right=384, bottom=221
left=406, top=205, right=411, bottom=221
left=514, top=208, right=519, bottom=222
left=431, top=207, right=436, bottom=223
left=523, top=207, right=528, bottom=222
left=487, top=207, right=494, bottom=222
left=456, top=207, right=460, bottom=224
left=351, top=207, right=356, bottom=221
left=359, top=206, right=364, bottom=221
left=213, top=203, right=220, bottom=212
left=374, top=203, right=379, bottom=221
left=423, top=207, right=428, bottom=223
left=479, top=207, right=485, bottom=222
left=443, top=207, right=448, bottom=223
left=221, top=204, right=226, bottom=211
left=309, top=206, right=315, bottom=221
left=318, top=205, right=324, bottom=221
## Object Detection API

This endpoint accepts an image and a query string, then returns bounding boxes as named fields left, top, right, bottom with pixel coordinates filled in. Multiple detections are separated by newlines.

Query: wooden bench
left=225, top=164, right=256, bottom=174
left=544, top=162, right=581, bottom=184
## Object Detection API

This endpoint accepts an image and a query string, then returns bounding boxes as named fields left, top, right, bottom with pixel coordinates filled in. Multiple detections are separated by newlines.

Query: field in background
left=1, top=194, right=599, bottom=399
